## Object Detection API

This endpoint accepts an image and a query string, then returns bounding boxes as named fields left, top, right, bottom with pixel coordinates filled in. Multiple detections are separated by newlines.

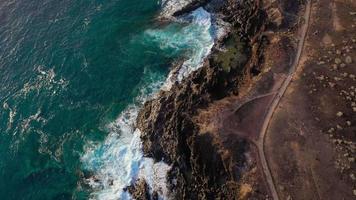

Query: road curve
left=257, top=1, right=312, bottom=200
left=233, top=91, right=276, bottom=113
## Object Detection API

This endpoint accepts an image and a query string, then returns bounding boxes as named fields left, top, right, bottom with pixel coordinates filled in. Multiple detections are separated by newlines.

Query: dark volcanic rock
left=173, top=0, right=211, bottom=17
left=125, top=179, right=157, bottom=200
left=136, top=0, right=267, bottom=199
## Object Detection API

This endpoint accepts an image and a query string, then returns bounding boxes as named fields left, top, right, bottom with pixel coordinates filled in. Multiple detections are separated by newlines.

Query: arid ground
left=195, top=0, right=355, bottom=199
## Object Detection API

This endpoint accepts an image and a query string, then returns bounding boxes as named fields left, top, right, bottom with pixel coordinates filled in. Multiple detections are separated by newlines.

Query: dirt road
left=257, top=1, right=312, bottom=199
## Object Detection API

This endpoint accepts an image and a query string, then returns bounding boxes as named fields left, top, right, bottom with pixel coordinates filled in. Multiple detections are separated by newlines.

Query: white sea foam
left=81, top=74, right=171, bottom=199
left=17, top=65, right=68, bottom=97
left=81, top=6, right=228, bottom=200
left=145, top=7, right=217, bottom=90
left=160, top=0, right=196, bottom=18
left=2, top=102, right=21, bottom=133
left=174, top=8, right=213, bottom=83
left=82, top=117, right=171, bottom=200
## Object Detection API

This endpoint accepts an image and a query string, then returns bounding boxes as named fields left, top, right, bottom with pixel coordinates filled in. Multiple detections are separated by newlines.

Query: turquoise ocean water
left=0, top=0, right=218, bottom=199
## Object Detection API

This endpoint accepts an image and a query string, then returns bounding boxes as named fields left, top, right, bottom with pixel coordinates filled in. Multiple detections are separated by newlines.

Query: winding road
left=257, top=1, right=312, bottom=199
left=232, top=92, right=276, bottom=113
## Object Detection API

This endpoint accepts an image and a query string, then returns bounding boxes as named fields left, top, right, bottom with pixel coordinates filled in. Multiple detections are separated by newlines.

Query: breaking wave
left=81, top=5, right=227, bottom=200
left=160, top=0, right=196, bottom=18
left=145, top=7, right=215, bottom=90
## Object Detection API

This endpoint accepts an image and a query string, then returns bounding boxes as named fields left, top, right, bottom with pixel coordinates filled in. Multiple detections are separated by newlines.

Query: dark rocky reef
left=134, top=0, right=268, bottom=199
left=172, top=0, right=210, bottom=16
left=125, top=179, right=156, bottom=200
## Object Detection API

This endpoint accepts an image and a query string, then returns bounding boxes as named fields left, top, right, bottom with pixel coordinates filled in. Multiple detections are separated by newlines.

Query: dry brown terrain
left=265, top=0, right=356, bottom=199
left=195, top=0, right=355, bottom=199
left=133, top=0, right=355, bottom=199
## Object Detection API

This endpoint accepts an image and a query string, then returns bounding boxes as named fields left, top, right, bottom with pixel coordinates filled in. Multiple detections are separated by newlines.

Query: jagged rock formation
left=125, top=179, right=155, bottom=200
left=135, top=0, right=268, bottom=199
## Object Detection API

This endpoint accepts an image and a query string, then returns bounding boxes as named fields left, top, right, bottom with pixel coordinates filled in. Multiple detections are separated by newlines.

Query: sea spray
left=81, top=6, right=227, bottom=200
left=160, top=0, right=196, bottom=18
left=145, top=7, right=227, bottom=90
left=145, top=8, right=213, bottom=90
left=81, top=74, right=170, bottom=200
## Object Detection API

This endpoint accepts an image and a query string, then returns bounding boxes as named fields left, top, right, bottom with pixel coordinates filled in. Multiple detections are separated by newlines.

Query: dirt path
left=233, top=92, right=276, bottom=113
left=257, top=1, right=312, bottom=199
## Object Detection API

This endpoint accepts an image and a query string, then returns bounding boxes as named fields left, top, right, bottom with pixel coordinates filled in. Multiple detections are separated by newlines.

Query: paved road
left=256, top=1, right=312, bottom=199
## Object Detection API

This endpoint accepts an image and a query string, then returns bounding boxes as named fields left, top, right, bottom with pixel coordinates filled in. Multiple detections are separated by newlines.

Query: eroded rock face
left=137, top=58, right=246, bottom=200
left=125, top=179, right=154, bottom=200
left=136, top=0, right=267, bottom=199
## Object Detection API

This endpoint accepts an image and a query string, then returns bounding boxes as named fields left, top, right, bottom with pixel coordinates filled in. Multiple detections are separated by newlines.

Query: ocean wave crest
left=145, top=7, right=215, bottom=90
left=160, top=0, right=196, bottom=18
left=81, top=6, right=227, bottom=200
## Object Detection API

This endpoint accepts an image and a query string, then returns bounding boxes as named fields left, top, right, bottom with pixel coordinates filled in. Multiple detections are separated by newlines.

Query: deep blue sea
left=0, top=0, right=218, bottom=199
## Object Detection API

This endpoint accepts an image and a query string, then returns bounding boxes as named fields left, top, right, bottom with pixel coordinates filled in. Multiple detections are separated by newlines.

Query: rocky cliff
left=135, top=0, right=269, bottom=199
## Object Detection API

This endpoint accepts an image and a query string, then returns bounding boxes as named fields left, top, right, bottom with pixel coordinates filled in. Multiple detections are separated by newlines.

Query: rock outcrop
left=135, top=0, right=268, bottom=199
left=125, top=179, right=154, bottom=200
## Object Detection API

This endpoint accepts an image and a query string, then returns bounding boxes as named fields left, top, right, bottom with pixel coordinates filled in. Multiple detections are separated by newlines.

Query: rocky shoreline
left=127, top=0, right=356, bottom=199
left=131, top=0, right=269, bottom=199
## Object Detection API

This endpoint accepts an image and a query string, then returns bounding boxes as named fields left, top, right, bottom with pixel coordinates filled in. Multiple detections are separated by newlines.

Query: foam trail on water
left=174, top=8, right=213, bottom=83
left=144, top=7, right=224, bottom=90
left=81, top=6, right=227, bottom=200
left=81, top=77, right=171, bottom=200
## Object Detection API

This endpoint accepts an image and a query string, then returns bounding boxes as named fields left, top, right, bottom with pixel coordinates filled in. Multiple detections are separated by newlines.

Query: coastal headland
left=130, top=0, right=356, bottom=199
